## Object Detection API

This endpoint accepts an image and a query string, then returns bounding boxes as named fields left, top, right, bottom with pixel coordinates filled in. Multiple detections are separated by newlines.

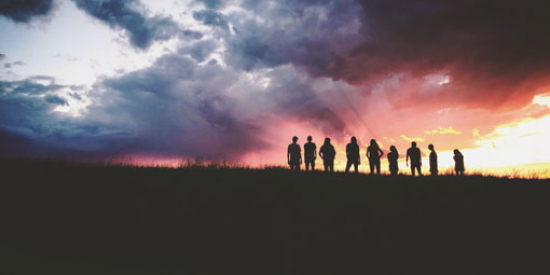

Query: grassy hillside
left=1, top=160, right=549, bottom=274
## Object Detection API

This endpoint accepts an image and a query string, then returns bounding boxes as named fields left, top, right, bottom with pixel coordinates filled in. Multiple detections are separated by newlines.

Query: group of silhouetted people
left=288, top=136, right=465, bottom=176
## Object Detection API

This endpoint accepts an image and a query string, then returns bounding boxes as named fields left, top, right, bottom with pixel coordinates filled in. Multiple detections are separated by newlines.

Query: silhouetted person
left=453, top=149, right=465, bottom=176
left=406, top=142, right=422, bottom=176
left=387, top=145, right=399, bottom=176
left=287, top=136, right=302, bottom=170
left=319, top=137, right=336, bottom=172
left=345, top=136, right=360, bottom=173
left=304, top=136, right=317, bottom=171
left=366, top=139, right=384, bottom=175
left=428, top=144, right=438, bottom=176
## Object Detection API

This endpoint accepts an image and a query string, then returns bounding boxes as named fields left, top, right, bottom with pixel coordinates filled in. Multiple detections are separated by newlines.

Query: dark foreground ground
left=1, top=160, right=549, bottom=274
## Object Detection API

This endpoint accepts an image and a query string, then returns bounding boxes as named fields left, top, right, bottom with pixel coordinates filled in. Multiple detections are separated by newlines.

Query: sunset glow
left=1, top=0, right=549, bottom=178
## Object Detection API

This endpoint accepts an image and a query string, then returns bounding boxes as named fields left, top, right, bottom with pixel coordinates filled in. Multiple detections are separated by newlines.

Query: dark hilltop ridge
left=1, top=160, right=549, bottom=274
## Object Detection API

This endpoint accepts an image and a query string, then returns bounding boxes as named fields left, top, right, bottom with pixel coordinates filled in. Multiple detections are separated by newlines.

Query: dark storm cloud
left=44, top=95, right=68, bottom=105
left=193, top=10, right=228, bottom=30
left=0, top=78, right=63, bottom=95
left=0, top=0, right=200, bottom=48
left=223, top=0, right=366, bottom=75
left=4, top=0, right=550, bottom=161
left=0, top=79, right=69, bottom=148
left=0, top=0, right=361, bottom=160
left=0, top=0, right=53, bottom=23
left=197, top=0, right=223, bottom=10
left=96, top=54, right=348, bottom=158
left=0, top=78, right=122, bottom=160
left=335, top=0, right=550, bottom=109
left=178, top=39, right=218, bottom=62
left=198, top=0, right=549, bottom=110
left=350, top=0, right=550, bottom=77
left=71, top=0, right=201, bottom=49
left=0, top=78, right=151, bottom=159
left=107, top=55, right=347, bottom=153
left=3, top=61, right=24, bottom=69
left=86, top=53, right=269, bottom=159
left=0, top=50, right=349, bottom=160
left=260, top=66, right=348, bottom=135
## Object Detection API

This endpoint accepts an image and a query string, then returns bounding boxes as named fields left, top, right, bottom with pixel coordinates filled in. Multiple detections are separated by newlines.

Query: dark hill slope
left=1, top=161, right=549, bottom=274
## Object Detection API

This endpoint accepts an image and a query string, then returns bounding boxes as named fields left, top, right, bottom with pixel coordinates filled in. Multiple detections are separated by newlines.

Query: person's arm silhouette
left=406, top=149, right=410, bottom=167
left=314, top=145, right=317, bottom=161
left=378, top=148, right=384, bottom=158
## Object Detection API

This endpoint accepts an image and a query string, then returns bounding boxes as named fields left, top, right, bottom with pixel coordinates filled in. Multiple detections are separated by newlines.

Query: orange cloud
left=425, top=126, right=462, bottom=135
left=400, top=135, right=425, bottom=142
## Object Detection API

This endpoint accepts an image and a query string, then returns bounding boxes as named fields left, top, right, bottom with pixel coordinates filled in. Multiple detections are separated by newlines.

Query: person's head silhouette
left=324, top=137, right=331, bottom=145
left=411, top=141, right=417, bottom=148
left=292, top=136, right=298, bottom=143
left=428, top=144, right=434, bottom=151
left=390, top=145, right=397, bottom=153
left=454, top=149, right=459, bottom=154
left=307, top=136, right=312, bottom=142
left=370, top=139, right=378, bottom=147
left=351, top=136, right=357, bottom=144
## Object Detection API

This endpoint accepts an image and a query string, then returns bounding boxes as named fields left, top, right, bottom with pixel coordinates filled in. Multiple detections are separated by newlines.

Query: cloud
left=178, top=39, right=219, bottom=62
left=0, top=0, right=54, bottom=23
left=0, top=54, right=266, bottom=159
left=88, top=53, right=348, bottom=159
left=0, top=78, right=68, bottom=140
left=193, top=10, right=229, bottom=30
left=0, top=77, right=63, bottom=95
left=0, top=49, right=350, bottom=160
left=0, top=77, right=151, bottom=159
left=71, top=0, right=202, bottom=49
left=198, top=0, right=550, bottom=112
left=335, top=0, right=550, bottom=110
left=2, top=0, right=550, bottom=164
left=221, top=0, right=366, bottom=75
left=425, top=126, right=462, bottom=135
left=533, top=93, right=550, bottom=108
left=44, top=95, right=68, bottom=106
left=400, top=135, right=425, bottom=143
left=3, top=61, right=24, bottom=69
left=196, top=0, right=223, bottom=10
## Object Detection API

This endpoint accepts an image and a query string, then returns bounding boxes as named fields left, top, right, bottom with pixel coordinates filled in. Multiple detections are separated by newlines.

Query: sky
left=1, top=0, right=549, bottom=177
